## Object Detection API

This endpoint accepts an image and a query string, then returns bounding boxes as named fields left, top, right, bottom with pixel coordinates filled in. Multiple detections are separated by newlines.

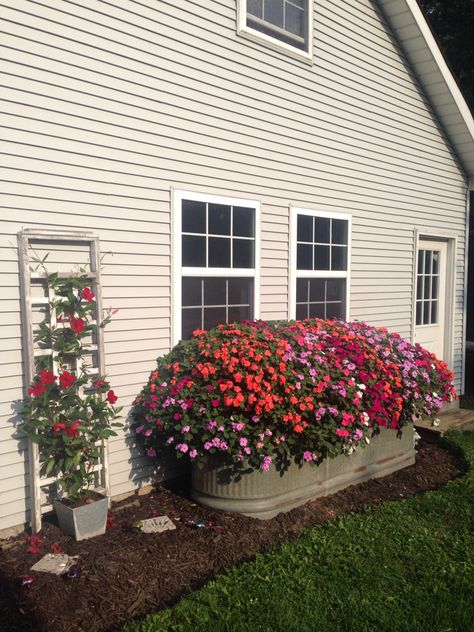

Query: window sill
left=237, top=25, right=313, bottom=65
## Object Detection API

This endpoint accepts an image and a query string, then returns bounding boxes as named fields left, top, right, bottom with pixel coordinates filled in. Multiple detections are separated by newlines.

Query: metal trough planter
left=191, top=426, right=415, bottom=519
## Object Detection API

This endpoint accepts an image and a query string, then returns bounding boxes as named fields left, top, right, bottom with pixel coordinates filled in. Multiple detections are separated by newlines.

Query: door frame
left=411, top=229, right=457, bottom=370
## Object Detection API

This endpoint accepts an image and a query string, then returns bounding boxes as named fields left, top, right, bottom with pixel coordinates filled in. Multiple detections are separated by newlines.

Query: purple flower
left=146, top=447, right=156, bottom=457
left=135, top=425, right=144, bottom=434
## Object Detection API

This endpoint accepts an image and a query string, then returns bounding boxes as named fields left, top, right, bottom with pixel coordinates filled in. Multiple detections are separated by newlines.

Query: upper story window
left=172, top=191, right=260, bottom=343
left=238, top=0, right=313, bottom=61
left=289, top=208, right=351, bottom=321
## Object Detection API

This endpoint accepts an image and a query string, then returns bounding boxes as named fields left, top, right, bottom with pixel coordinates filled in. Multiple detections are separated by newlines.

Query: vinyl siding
left=0, top=0, right=468, bottom=532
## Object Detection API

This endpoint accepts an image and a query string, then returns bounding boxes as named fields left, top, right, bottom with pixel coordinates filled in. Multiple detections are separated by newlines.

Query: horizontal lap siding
left=0, top=0, right=467, bottom=531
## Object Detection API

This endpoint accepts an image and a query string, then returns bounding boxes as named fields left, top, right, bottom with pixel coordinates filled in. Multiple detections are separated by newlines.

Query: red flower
left=211, top=399, right=220, bottom=407
left=59, top=371, right=75, bottom=389
left=106, top=390, right=118, bottom=404
left=39, top=370, right=57, bottom=385
left=106, top=511, right=115, bottom=529
left=50, top=542, right=62, bottom=554
left=28, top=382, right=46, bottom=398
left=25, top=535, right=44, bottom=554
left=53, top=422, right=66, bottom=434
left=79, top=287, right=95, bottom=302
left=93, top=378, right=107, bottom=388
left=65, top=421, right=81, bottom=438
left=70, top=317, right=85, bottom=334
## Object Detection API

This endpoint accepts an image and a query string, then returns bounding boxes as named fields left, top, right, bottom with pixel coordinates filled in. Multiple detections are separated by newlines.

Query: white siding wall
left=0, top=0, right=468, bottom=531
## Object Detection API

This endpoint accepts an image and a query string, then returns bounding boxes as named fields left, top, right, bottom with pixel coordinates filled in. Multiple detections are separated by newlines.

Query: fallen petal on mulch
left=0, top=436, right=466, bottom=632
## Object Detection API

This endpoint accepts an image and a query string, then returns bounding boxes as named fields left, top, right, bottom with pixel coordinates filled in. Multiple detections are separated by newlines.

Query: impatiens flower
left=106, top=390, right=118, bottom=404
left=303, top=451, right=313, bottom=462
left=39, top=370, right=57, bottom=385
left=336, top=428, right=350, bottom=438
left=211, top=399, right=220, bottom=407
left=28, top=382, right=46, bottom=398
left=189, top=449, right=198, bottom=458
left=70, top=316, right=86, bottom=334
left=261, top=455, right=273, bottom=471
left=79, top=287, right=95, bottom=302
left=25, top=535, right=44, bottom=555
left=59, top=371, right=75, bottom=389
left=93, top=378, right=107, bottom=388
left=146, top=447, right=157, bottom=457
left=182, top=425, right=190, bottom=433
left=176, top=443, right=189, bottom=453
left=53, top=422, right=66, bottom=434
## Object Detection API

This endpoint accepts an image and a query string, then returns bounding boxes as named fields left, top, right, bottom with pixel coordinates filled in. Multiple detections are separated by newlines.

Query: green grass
left=125, top=432, right=474, bottom=632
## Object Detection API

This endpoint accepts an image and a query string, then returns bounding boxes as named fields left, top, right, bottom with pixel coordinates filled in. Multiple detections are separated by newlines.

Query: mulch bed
left=0, top=433, right=466, bottom=632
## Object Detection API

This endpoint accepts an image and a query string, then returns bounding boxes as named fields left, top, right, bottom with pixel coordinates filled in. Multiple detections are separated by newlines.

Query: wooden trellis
left=18, top=229, right=110, bottom=533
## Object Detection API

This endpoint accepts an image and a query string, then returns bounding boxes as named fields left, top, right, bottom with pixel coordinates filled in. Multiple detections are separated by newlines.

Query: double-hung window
left=173, top=191, right=260, bottom=343
left=238, top=0, right=313, bottom=60
left=289, top=208, right=351, bottom=321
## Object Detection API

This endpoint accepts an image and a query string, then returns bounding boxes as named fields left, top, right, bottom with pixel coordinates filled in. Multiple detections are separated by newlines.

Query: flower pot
left=53, top=495, right=109, bottom=540
left=191, top=426, right=415, bottom=519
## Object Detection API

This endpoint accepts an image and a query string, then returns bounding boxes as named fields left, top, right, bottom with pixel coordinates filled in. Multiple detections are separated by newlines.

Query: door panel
left=414, top=240, right=447, bottom=360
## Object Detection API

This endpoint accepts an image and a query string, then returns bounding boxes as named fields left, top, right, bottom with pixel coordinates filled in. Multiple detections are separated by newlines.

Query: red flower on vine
left=28, top=382, right=46, bottom=398
left=70, top=317, right=85, bottom=334
left=50, top=542, right=62, bottom=554
left=53, top=422, right=66, bottom=434
left=59, top=371, right=75, bottom=389
left=93, top=379, right=107, bottom=388
left=79, top=287, right=95, bottom=302
left=39, top=370, right=57, bottom=385
left=106, top=390, right=118, bottom=404
left=65, top=421, right=81, bottom=438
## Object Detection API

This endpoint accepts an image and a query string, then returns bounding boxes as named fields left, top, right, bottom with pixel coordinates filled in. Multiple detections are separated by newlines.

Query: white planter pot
left=192, top=426, right=415, bottom=519
left=54, top=495, right=109, bottom=540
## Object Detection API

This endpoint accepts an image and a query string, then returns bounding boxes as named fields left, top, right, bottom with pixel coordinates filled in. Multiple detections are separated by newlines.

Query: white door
left=414, top=240, right=447, bottom=360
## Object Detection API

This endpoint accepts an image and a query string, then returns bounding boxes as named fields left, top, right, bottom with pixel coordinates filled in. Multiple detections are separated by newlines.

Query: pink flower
left=261, top=455, right=272, bottom=471
left=189, top=449, right=198, bottom=459
left=303, top=451, right=313, bottom=462
left=239, top=437, right=248, bottom=447
left=146, top=447, right=156, bottom=457
left=173, top=413, right=182, bottom=421
left=177, top=443, right=189, bottom=453
left=336, top=428, right=350, bottom=438
left=211, top=399, right=220, bottom=407
left=182, top=425, right=190, bottom=433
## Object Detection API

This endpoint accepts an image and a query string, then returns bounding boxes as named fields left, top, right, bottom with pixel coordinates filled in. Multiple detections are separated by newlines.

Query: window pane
left=204, top=307, right=226, bottom=330
left=326, top=278, right=345, bottom=302
left=326, top=301, right=344, bottom=319
left=296, top=278, right=309, bottom=302
left=233, top=206, right=255, bottom=237
left=209, top=237, right=231, bottom=267
left=297, top=215, right=313, bottom=242
left=248, top=0, right=263, bottom=18
left=228, top=277, right=252, bottom=304
left=424, top=275, right=431, bottom=300
left=432, top=275, right=439, bottom=300
left=423, top=301, right=430, bottom=325
left=296, top=303, right=308, bottom=320
left=228, top=305, right=252, bottom=323
left=309, top=278, right=325, bottom=301
left=424, top=250, right=432, bottom=275
left=233, top=239, right=254, bottom=268
left=416, top=275, right=423, bottom=301
left=314, top=245, right=330, bottom=270
left=415, top=301, right=422, bottom=326
left=182, top=277, right=202, bottom=307
left=332, top=219, right=348, bottom=245
left=417, top=250, right=424, bottom=274
left=182, top=308, right=202, bottom=339
left=204, top=277, right=226, bottom=305
left=314, top=217, right=330, bottom=243
left=264, top=0, right=284, bottom=28
left=331, top=245, right=347, bottom=271
left=209, top=204, right=231, bottom=235
left=297, top=243, right=312, bottom=269
left=182, top=200, right=206, bottom=233
left=182, top=235, right=206, bottom=267
left=432, top=251, right=439, bottom=274
left=309, top=303, right=325, bottom=319
left=431, top=300, right=438, bottom=323
left=285, top=2, right=304, bottom=37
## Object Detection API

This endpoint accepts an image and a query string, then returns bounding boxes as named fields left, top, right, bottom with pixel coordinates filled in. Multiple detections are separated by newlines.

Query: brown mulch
left=0, top=433, right=466, bottom=632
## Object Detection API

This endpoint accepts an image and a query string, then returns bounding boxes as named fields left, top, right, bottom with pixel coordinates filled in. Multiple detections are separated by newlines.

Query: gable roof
left=379, top=0, right=474, bottom=184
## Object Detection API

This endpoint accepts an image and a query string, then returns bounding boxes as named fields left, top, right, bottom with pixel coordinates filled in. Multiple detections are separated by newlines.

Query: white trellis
left=18, top=229, right=110, bottom=533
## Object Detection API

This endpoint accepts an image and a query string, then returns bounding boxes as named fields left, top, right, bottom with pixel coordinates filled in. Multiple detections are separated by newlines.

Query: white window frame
left=172, top=189, right=261, bottom=345
left=237, top=0, right=314, bottom=63
left=289, top=207, right=352, bottom=321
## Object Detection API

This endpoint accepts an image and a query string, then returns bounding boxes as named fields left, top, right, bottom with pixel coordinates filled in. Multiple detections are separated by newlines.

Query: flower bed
left=133, top=319, right=455, bottom=477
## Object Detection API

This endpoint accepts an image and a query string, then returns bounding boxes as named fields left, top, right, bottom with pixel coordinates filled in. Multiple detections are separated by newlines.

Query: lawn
left=126, top=431, right=474, bottom=632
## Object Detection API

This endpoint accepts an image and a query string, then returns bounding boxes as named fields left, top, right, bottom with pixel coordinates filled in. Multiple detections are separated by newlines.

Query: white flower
left=365, top=437, right=370, bottom=445
left=358, top=384, right=366, bottom=391
left=432, top=418, right=440, bottom=427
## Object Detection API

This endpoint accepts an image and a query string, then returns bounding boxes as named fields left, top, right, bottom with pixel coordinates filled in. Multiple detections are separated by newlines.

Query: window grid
left=296, top=216, right=348, bottom=272
left=295, top=278, right=346, bottom=321
left=416, top=249, right=440, bottom=326
left=244, top=0, right=310, bottom=53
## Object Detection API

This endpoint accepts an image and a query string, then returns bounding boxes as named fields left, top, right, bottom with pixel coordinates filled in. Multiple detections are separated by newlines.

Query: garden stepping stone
left=30, top=553, right=79, bottom=575
left=138, top=516, right=176, bottom=533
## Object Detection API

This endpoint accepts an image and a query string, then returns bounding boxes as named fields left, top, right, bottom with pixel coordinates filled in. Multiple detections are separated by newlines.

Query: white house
left=1, top=0, right=473, bottom=535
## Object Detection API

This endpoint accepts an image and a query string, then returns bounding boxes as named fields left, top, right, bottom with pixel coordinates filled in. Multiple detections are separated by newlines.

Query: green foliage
left=18, top=257, right=122, bottom=500
left=124, top=431, right=474, bottom=632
